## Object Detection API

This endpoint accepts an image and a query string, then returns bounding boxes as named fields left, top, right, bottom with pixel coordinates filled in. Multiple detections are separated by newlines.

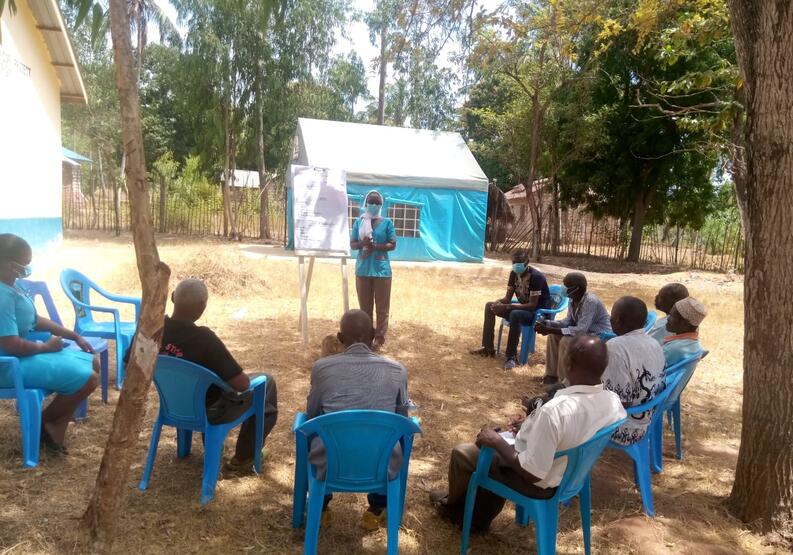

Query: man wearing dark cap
left=431, top=335, right=626, bottom=533
left=535, top=272, right=612, bottom=384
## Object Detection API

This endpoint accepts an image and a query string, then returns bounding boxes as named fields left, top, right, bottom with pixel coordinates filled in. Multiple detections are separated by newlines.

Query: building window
left=348, top=196, right=361, bottom=230
left=388, top=203, right=421, bottom=238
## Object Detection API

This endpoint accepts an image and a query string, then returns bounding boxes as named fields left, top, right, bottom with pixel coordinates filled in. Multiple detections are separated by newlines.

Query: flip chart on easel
left=290, top=164, right=351, bottom=344
left=291, top=165, right=350, bottom=255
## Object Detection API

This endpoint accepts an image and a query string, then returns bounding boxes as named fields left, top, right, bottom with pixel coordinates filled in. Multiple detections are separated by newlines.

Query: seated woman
left=0, top=234, right=98, bottom=455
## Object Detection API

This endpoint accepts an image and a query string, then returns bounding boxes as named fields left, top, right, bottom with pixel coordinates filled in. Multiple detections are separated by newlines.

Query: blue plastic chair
left=605, top=370, right=684, bottom=516
left=459, top=418, right=626, bottom=555
left=17, top=279, right=110, bottom=408
left=138, top=356, right=268, bottom=505
left=651, top=350, right=708, bottom=472
left=496, top=285, right=570, bottom=364
left=0, top=356, right=47, bottom=467
left=599, top=312, right=658, bottom=343
left=60, top=269, right=140, bottom=390
left=292, top=410, right=422, bottom=555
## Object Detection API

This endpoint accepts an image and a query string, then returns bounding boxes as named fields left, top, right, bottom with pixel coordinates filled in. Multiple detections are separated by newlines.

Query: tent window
left=388, top=203, right=421, bottom=238
left=347, top=196, right=362, bottom=230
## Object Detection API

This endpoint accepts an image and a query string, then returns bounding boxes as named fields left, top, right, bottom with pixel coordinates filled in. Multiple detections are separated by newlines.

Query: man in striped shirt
left=534, top=272, right=612, bottom=384
left=306, top=309, right=409, bottom=529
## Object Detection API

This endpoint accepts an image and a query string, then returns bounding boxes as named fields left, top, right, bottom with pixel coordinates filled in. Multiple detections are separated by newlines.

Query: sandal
left=41, top=427, right=68, bottom=456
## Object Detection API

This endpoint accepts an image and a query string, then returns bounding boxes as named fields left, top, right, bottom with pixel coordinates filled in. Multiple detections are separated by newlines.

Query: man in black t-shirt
left=470, top=250, right=551, bottom=370
left=159, top=279, right=278, bottom=472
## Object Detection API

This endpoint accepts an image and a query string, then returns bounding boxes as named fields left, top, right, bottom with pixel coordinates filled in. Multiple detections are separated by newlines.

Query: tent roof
left=293, top=118, right=488, bottom=191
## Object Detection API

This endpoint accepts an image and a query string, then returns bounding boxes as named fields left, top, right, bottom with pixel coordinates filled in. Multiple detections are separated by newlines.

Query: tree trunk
left=730, top=87, right=749, bottom=234
left=523, top=93, right=546, bottom=261
left=627, top=190, right=648, bottom=262
left=550, top=175, right=560, bottom=255
left=158, top=174, right=166, bottom=234
left=228, top=131, right=239, bottom=240
left=255, top=95, right=271, bottom=240
left=377, top=21, right=387, bottom=125
left=113, top=182, right=121, bottom=236
left=727, top=0, right=793, bottom=537
left=222, top=101, right=232, bottom=238
left=81, top=0, right=171, bottom=551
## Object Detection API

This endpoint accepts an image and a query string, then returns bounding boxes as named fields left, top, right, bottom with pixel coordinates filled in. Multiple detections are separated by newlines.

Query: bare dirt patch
left=0, top=234, right=776, bottom=554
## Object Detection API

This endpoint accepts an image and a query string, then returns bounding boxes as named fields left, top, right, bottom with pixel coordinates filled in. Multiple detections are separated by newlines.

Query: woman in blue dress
left=0, top=234, right=98, bottom=454
left=350, top=191, right=397, bottom=350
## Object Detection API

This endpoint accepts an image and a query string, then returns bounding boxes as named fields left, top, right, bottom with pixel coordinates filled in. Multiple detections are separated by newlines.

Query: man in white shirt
left=430, top=335, right=626, bottom=532
left=603, top=296, right=666, bottom=446
left=648, top=283, right=689, bottom=344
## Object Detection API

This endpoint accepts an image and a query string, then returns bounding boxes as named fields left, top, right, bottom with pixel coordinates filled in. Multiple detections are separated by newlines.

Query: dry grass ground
left=0, top=233, right=775, bottom=554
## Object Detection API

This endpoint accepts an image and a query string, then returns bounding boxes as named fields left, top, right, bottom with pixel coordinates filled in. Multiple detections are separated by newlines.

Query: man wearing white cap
left=663, top=297, right=707, bottom=366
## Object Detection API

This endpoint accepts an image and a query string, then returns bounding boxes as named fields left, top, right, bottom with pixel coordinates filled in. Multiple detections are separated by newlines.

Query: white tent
left=292, top=118, right=488, bottom=191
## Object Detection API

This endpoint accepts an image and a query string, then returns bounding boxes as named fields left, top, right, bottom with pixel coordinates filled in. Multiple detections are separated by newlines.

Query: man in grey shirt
left=306, top=309, right=409, bottom=529
left=535, top=272, right=612, bottom=384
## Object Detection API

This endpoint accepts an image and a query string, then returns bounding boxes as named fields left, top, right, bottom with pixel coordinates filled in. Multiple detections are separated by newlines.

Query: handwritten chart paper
left=291, top=165, right=350, bottom=254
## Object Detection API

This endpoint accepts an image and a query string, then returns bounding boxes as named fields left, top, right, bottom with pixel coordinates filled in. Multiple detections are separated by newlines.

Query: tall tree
left=727, top=0, right=793, bottom=537
left=79, top=0, right=171, bottom=550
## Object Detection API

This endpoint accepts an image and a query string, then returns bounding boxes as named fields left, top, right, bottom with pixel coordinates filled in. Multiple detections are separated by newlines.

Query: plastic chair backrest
left=17, top=279, right=63, bottom=326
left=546, top=284, right=569, bottom=313
left=296, top=410, right=421, bottom=490
left=659, top=350, right=707, bottom=413
left=623, top=370, right=684, bottom=425
left=555, top=418, right=625, bottom=501
left=151, top=355, right=233, bottom=427
left=60, top=268, right=97, bottom=323
left=643, top=311, right=658, bottom=333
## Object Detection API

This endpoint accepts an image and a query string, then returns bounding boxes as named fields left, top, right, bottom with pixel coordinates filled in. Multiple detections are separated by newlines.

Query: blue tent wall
left=287, top=183, right=486, bottom=262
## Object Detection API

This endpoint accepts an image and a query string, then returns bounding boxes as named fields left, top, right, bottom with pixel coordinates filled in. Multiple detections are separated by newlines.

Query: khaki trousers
left=355, top=276, right=392, bottom=342
left=544, top=334, right=573, bottom=380
left=444, top=443, right=555, bottom=530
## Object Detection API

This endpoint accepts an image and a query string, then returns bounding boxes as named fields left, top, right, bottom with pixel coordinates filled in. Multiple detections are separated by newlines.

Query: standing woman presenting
left=350, top=191, right=396, bottom=350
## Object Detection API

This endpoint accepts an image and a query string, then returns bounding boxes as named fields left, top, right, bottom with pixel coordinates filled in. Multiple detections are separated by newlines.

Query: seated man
left=306, top=309, right=409, bottom=529
left=157, top=279, right=278, bottom=472
left=534, top=272, right=611, bottom=384
left=430, top=335, right=626, bottom=533
left=648, top=283, right=689, bottom=344
left=663, top=297, right=707, bottom=366
left=603, top=296, right=665, bottom=446
left=471, top=250, right=551, bottom=370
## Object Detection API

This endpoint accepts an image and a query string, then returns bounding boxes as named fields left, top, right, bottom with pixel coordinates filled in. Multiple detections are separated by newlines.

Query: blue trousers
left=505, top=310, right=537, bottom=359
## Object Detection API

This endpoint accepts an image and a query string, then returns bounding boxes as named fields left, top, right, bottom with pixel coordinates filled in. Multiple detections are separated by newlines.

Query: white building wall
left=0, top=0, right=63, bottom=248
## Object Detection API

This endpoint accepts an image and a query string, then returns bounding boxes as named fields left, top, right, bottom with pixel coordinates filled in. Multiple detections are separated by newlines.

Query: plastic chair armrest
left=292, top=411, right=308, bottom=433
left=95, top=288, right=141, bottom=321
left=0, top=356, right=24, bottom=394
left=249, top=375, right=268, bottom=389
left=475, top=446, right=496, bottom=477
left=69, top=298, right=122, bottom=321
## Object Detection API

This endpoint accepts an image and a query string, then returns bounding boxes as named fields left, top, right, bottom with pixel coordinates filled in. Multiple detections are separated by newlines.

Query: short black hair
left=663, top=283, right=689, bottom=303
left=511, top=249, right=530, bottom=263
left=0, top=234, right=31, bottom=262
left=615, top=296, right=648, bottom=331
left=564, top=272, right=587, bottom=292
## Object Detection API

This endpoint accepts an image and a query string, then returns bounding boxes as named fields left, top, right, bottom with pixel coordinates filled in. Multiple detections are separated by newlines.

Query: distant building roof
left=62, top=146, right=91, bottom=163
left=505, top=179, right=549, bottom=202
left=292, top=118, right=489, bottom=191
left=222, top=169, right=260, bottom=188
left=27, top=0, right=88, bottom=104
